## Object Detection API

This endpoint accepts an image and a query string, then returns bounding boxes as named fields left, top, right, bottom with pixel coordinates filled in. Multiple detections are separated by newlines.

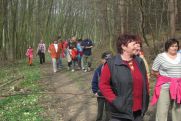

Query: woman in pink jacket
left=151, top=38, right=181, bottom=121
left=26, top=46, right=33, bottom=66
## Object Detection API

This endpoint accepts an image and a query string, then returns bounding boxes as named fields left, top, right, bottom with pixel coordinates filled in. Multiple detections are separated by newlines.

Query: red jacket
left=71, top=48, right=78, bottom=59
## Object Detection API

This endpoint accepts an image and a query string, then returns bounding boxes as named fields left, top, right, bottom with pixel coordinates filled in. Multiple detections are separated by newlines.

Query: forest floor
left=39, top=61, right=172, bottom=121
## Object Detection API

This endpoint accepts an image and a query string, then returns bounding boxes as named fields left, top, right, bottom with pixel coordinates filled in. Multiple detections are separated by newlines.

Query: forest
left=0, top=0, right=181, bottom=121
left=1, top=0, right=181, bottom=62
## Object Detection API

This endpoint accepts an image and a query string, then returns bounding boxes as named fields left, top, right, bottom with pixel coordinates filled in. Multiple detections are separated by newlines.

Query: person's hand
left=94, top=93, right=99, bottom=97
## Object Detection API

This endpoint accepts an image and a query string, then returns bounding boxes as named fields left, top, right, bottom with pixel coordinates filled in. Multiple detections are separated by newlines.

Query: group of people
left=47, top=36, right=93, bottom=73
left=91, top=34, right=181, bottom=121
left=25, top=35, right=94, bottom=74
left=25, top=33, right=181, bottom=121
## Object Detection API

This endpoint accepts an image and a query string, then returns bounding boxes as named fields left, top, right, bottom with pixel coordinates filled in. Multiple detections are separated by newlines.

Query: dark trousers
left=68, top=61, right=72, bottom=67
left=96, top=97, right=110, bottom=121
left=39, top=52, right=45, bottom=64
left=110, top=110, right=143, bottom=121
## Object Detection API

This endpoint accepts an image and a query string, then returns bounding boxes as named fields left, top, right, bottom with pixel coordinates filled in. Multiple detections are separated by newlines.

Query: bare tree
left=0, top=0, right=180, bottom=62
left=169, top=0, right=176, bottom=37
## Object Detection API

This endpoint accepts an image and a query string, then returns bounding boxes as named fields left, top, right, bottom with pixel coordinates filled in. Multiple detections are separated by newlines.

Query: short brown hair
left=165, top=38, right=179, bottom=52
left=116, top=34, right=137, bottom=54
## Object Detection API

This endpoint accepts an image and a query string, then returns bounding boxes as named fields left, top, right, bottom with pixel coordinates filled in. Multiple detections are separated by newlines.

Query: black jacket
left=107, top=54, right=149, bottom=120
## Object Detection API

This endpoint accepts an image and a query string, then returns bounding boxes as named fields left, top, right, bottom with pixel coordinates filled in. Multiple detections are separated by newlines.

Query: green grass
left=0, top=95, right=43, bottom=121
left=0, top=58, right=46, bottom=121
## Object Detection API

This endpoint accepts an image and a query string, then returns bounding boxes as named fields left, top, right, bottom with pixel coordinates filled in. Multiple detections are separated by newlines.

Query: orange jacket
left=48, top=43, right=62, bottom=59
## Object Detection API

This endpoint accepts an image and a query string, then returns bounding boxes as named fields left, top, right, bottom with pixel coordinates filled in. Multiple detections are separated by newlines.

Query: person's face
left=101, top=59, right=106, bottom=64
left=71, top=37, right=76, bottom=42
left=54, top=40, right=58, bottom=44
left=122, top=41, right=137, bottom=56
left=135, top=43, right=141, bottom=55
left=168, top=43, right=179, bottom=55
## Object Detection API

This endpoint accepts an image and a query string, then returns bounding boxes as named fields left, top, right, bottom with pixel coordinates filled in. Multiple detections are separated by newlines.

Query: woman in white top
left=151, top=38, right=181, bottom=121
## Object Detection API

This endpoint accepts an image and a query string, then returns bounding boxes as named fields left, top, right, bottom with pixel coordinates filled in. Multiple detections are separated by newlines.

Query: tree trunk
left=169, top=0, right=176, bottom=37
left=118, top=0, right=125, bottom=34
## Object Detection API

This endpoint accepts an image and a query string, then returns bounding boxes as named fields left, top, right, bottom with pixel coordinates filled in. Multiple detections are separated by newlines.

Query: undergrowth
left=0, top=58, right=47, bottom=121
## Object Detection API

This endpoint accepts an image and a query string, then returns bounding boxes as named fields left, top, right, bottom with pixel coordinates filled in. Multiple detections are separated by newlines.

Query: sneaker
left=71, top=69, right=75, bottom=72
left=84, top=69, right=87, bottom=72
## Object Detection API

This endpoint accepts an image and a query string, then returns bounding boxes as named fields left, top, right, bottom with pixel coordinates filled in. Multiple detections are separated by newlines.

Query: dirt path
left=39, top=62, right=172, bottom=121
left=40, top=63, right=97, bottom=121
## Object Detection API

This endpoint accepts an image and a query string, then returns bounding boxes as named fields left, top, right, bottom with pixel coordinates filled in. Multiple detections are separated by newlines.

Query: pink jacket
left=26, top=48, right=33, bottom=58
left=151, top=75, right=181, bottom=105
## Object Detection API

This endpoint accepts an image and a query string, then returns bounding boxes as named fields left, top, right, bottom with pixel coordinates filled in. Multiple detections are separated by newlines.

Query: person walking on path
left=26, top=45, right=33, bottom=66
left=58, top=40, right=64, bottom=68
left=81, top=38, right=93, bottom=72
left=77, top=38, right=83, bottom=69
left=57, top=33, right=64, bottom=68
left=151, top=38, right=181, bottom=121
left=37, top=40, right=46, bottom=64
left=63, top=39, right=72, bottom=70
left=48, top=38, right=62, bottom=73
left=69, top=37, right=78, bottom=71
left=99, top=34, right=149, bottom=121
left=92, top=51, right=112, bottom=121
left=69, top=46, right=78, bottom=72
